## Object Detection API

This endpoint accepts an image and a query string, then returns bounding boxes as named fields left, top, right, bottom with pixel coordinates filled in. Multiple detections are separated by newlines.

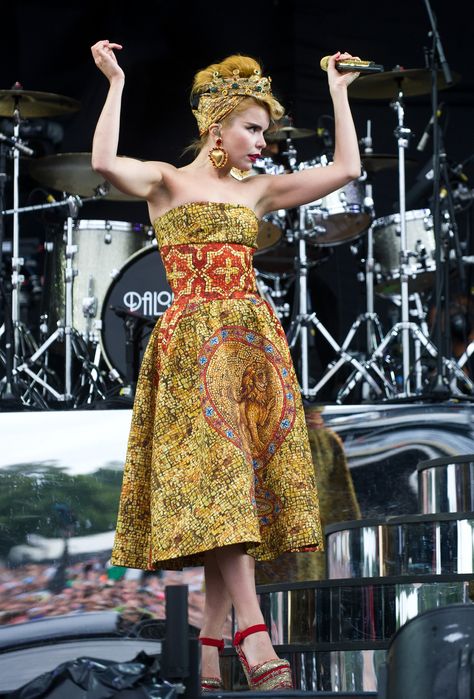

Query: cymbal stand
left=334, top=122, right=386, bottom=355
left=0, top=136, right=18, bottom=405
left=392, top=88, right=413, bottom=393
left=9, top=103, right=38, bottom=361
left=360, top=120, right=381, bottom=355
left=314, top=121, right=394, bottom=402
left=0, top=113, right=35, bottom=406
left=11, top=103, right=22, bottom=361
left=341, top=88, right=433, bottom=399
left=280, top=136, right=298, bottom=171
left=286, top=207, right=384, bottom=400
left=10, top=198, right=79, bottom=402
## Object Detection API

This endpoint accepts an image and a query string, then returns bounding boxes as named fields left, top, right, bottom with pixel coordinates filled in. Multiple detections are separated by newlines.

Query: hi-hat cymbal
left=348, top=68, right=460, bottom=99
left=362, top=153, right=418, bottom=173
left=266, top=125, right=316, bottom=141
left=0, top=89, right=80, bottom=117
left=29, top=152, right=139, bottom=201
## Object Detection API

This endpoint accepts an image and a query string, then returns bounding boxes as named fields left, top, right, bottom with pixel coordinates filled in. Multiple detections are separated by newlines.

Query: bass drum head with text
left=100, top=245, right=172, bottom=381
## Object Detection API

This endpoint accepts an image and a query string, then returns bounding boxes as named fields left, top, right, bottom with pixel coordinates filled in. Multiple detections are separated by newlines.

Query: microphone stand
left=111, top=306, right=155, bottom=396
left=422, top=0, right=454, bottom=399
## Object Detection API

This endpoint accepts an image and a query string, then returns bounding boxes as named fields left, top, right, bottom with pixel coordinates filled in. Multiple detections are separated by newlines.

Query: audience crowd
left=0, top=557, right=218, bottom=634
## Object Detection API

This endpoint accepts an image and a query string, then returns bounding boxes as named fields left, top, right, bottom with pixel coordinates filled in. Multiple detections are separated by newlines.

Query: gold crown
left=201, top=68, right=272, bottom=99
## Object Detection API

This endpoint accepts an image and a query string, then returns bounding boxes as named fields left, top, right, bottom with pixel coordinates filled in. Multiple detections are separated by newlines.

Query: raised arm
left=90, top=40, right=163, bottom=200
left=255, top=52, right=361, bottom=215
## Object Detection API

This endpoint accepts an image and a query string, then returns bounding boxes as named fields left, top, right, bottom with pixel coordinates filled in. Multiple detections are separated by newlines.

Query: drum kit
left=0, top=64, right=472, bottom=409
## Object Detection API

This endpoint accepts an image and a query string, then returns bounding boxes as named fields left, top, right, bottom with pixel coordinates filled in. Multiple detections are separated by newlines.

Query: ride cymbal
left=29, top=152, right=140, bottom=201
left=348, top=68, right=460, bottom=99
left=0, top=89, right=80, bottom=117
left=362, top=153, right=418, bottom=173
left=266, top=125, right=316, bottom=141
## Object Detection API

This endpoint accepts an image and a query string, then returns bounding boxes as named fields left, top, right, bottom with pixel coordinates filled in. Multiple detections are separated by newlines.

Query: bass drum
left=100, top=244, right=172, bottom=382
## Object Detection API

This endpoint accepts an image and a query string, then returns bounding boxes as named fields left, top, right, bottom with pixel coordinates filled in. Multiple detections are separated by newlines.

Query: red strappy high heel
left=233, top=623, right=293, bottom=691
left=199, top=636, right=225, bottom=694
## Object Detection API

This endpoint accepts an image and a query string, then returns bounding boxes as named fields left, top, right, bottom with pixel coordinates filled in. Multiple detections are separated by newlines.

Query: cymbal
left=266, top=125, right=316, bottom=141
left=29, top=152, right=139, bottom=201
left=0, top=89, right=80, bottom=117
left=362, top=153, right=418, bottom=173
left=348, top=68, right=460, bottom=99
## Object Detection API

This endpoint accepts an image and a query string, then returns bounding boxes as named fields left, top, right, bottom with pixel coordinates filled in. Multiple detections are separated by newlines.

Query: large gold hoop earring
left=208, top=138, right=228, bottom=169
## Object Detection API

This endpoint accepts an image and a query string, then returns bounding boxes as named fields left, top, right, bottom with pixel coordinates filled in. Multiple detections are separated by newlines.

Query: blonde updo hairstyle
left=187, top=54, right=285, bottom=155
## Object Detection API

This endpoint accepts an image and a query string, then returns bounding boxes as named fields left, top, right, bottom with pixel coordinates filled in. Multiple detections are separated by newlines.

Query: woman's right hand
left=91, top=40, right=124, bottom=82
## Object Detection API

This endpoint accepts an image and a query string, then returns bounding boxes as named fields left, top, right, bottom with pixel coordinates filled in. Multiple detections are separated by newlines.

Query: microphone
left=320, top=56, right=384, bottom=74
left=416, top=104, right=444, bottom=152
left=0, top=131, right=34, bottom=156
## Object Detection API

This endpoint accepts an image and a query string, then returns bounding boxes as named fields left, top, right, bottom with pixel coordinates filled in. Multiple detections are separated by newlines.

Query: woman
left=91, top=40, right=360, bottom=692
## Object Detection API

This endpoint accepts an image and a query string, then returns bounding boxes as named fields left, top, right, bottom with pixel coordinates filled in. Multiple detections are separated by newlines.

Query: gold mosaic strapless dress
left=111, top=202, right=322, bottom=570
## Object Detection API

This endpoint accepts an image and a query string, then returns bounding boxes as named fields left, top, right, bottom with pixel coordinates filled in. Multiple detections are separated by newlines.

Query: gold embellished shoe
left=200, top=636, right=225, bottom=694
left=233, top=623, right=293, bottom=691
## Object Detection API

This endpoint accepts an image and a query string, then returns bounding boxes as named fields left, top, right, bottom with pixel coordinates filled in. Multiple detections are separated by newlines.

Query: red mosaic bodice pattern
left=161, top=242, right=257, bottom=302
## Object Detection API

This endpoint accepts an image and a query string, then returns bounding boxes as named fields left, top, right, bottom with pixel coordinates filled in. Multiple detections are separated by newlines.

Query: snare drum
left=372, top=209, right=436, bottom=296
left=298, top=157, right=371, bottom=245
left=100, top=244, right=172, bottom=381
left=44, top=220, right=153, bottom=339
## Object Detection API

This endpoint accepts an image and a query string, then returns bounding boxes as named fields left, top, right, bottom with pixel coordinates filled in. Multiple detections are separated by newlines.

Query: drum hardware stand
left=254, top=268, right=290, bottom=319
left=286, top=206, right=384, bottom=400
left=338, top=316, right=473, bottom=402
left=331, top=94, right=470, bottom=402
left=10, top=203, right=79, bottom=403
left=3, top=198, right=87, bottom=404
left=360, top=120, right=382, bottom=355
left=68, top=331, right=109, bottom=405
left=10, top=103, right=35, bottom=365
left=280, top=135, right=298, bottom=171
left=387, top=87, right=416, bottom=396
left=0, top=123, right=34, bottom=408
left=1, top=190, right=112, bottom=406
left=323, top=121, right=395, bottom=402
left=340, top=120, right=385, bottom=357
left=346, top=87, right=440, bottom=399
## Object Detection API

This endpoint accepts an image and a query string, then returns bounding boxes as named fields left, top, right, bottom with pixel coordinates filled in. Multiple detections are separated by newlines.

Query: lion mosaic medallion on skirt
left=111, top=201, right=322, bottom=570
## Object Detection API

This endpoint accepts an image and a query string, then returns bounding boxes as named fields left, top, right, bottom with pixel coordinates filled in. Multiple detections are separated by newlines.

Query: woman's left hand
left=326, top=51, right=360, bottom=92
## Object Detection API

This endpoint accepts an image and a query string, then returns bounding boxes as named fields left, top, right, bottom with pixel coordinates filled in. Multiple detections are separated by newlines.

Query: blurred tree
left=0, top=463, right=122, bottom=560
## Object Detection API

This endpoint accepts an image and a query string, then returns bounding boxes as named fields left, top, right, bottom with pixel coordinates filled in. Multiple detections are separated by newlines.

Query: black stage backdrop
left=0, top=0, right=473, bottom=365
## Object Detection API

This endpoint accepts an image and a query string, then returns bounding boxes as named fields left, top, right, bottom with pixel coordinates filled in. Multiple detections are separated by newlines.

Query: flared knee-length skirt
left=111, top=292, right=322, bottom=570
